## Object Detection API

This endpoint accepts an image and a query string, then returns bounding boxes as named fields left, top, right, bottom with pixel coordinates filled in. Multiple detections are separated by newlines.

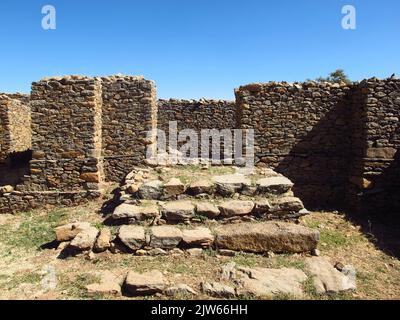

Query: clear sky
left=0, top=0, right=399, bottom=99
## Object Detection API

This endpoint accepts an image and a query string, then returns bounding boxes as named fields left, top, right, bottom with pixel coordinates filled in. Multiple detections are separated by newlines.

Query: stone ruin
left=2, top=74, right=394, bottom=298
left=0, top=74, right=399, bottom=219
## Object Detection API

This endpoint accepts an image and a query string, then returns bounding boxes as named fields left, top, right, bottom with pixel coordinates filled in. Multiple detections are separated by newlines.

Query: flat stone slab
left=218, top=200, right=255, bottom=216
left=112, top=203, right=159, bottom=221
left=256, top=176, right=294, bottom=194
left=188, top=179, right=215, bottom=195
left=213, top=174, right=251, bottom=196
left=125, top=270, right=165, bottom=296
left=69, top=226, right=99, bottom=251
left=86, top=271, right=123, bottom=296
left=305, top=257, right=356, bottom=294
left=196, top=202, right=220, bottom=218
left=138, top=180, right=164, bottom=199
left=237, top=266, right=307, bottom=297
left=215, top=221, right=319, bottom=253
left=164, top=178, right=185, bottom=197
left=269, top=197, right=305, bottom=214
left=164, top=284, right=197, bottom=296
left=55, top=222, right=91, bottom=242
left=161, top=200, right=195, bottom=222
left=118, top=225, right=146, bottom=251
left=201, top=282, right=236, bottom=298
left=94, top=228, right=111, bottom=252
left=182, top=227, right=214, bottom=247
left=150, top=226, right=183, bottom=249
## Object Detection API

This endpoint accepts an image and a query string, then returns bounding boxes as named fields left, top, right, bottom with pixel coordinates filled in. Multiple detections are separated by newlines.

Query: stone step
left=214, top=221, right=319, bottom=254
left=109, top=197, right=307, bottom=225
left=54, top=220, right=319, bottom=256
left=118, top=169, right=295, bottom=203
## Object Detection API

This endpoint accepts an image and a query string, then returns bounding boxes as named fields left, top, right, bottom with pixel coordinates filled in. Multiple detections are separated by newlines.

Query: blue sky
left=0, top=0, right=399, bottom=99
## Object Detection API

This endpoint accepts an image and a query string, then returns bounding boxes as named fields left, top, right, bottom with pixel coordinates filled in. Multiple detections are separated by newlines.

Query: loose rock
left=69, top=226, right=99, bottom=251
left=150, top=226, right=183, bottom=249
left=182, top=227, right=214, bottom=247
left=55, top=222, right=91, bottom=242
left=215, top=221, right=319, bottom=253
left=93, top=228, right=111, bottom=252
left=161, top=200, right=195, bottom=222
left=196, top=202, right=220, bottom=218
left=218, top=200, right=255, bottom=217
left=201, top=282, right=236, bottom=298
left=118, top=225, right=146, bottom=251
left=125, top=270, right=165, bottom=296
left=306, top=257, right=356, bottom=294
left=138, top=180, right=164, bottom=199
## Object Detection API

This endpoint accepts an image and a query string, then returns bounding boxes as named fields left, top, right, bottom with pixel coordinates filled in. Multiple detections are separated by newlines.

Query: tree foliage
left=313, top=69, right=351, bottom=84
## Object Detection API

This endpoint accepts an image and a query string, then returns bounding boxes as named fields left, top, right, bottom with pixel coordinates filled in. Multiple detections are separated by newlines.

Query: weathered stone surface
left=69, top=226, right=99, bottom=251
left=0, top=185, right=14, bottom=194
left=218, top=200, right=255, bottom=216
left=86, top=271, right=122, bottom=296
left=196, top=202, right=220, bottom=218
left=182, top=227, right=214, bottom=247
left=365, top=147, right=397, bottom=159
left=55, top=222, right=92, bottom=242
left=213, top=174, right=251, bottom=196
left=269, top=197, right=304, bottom=214
left=164, top=178, right=185, bottom=197
left=187, top=179, right=215, bottom=195
left=80, top=172, right=100, bottom=183
left=201, top=282, right=236, bottom=298
left=112, top=203, right=159, bottom=221
left=150, top=226, right=183, bottom=249
left=126, top=184, right=140, bottom=194
left=253, top=199, right=271, bottom=215
left=256, top=176, right=294, bottom=195
left=93, top=228, right=111, bottom=252
left=138, top=180, right=164, bottom=199
left=237, top=266, right=307, bottom=297
left=164, top=284, right=197, bottom=296
left=215, top=222, right=319, bottom=253
left=161, top=200, right=195, bottom=222
left=118, top=225, right=146, bottom=251
left=306, top=257, right=356, bottom=294
left=125, top=270, right=165, bottom=296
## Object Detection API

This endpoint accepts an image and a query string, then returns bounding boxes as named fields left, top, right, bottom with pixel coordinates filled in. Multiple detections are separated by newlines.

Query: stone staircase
left=102, top=165, right=319, bottom=256
left=50, top=165, right=360, bottom=299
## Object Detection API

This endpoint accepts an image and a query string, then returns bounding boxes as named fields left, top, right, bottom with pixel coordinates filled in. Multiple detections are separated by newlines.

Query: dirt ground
left=0, top=195, right=399, bottom=300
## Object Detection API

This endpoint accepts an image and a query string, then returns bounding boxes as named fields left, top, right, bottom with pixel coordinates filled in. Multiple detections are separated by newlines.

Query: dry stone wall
left=19, top=76, right=104, bottom=193
left=101, top=76, right=157, bottom=182
left=0, top=75, right=399, bottom=218
left=0, top=93, right=31, bottom=161
left=235, top=82, right=353, bottom=208
left=157, top=99, right=237, bottom=160
left=348, top=78, right=400, bottom=216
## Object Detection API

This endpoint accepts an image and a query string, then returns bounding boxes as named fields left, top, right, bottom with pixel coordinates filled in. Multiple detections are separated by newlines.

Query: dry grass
left=0, top=200, right=399, bottom=300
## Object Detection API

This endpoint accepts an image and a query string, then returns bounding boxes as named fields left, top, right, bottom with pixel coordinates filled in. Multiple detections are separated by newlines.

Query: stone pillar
left=22, top=76, right=104, bottom=192
left=101, top=75, right=158, bottom=181
left=348, top=78, right=400, bottom=216
left=0, top=94, right=31, bottom=162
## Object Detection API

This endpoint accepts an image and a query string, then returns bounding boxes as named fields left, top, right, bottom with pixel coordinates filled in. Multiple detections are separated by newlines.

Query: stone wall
left=235, top=82, right=353, bottom=208
left=101, top=76, right=157, bottom=182
left=19, top=76, right=104, bottom=192
left=0, top=93, right=31, bottom=162
left=157, top=99, right=237, bottom=160
left=348, top=78, right=400, bottom=217
left=1, top=75, right=399, bottom=217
